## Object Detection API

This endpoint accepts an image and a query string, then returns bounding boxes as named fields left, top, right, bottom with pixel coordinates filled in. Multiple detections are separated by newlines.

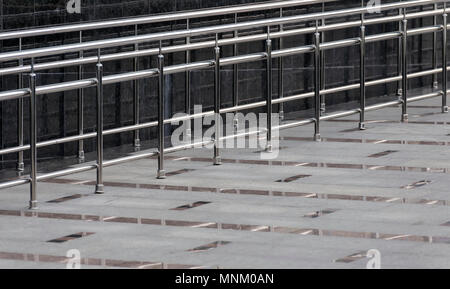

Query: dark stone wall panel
left=0, top=0, right=441, bottom=167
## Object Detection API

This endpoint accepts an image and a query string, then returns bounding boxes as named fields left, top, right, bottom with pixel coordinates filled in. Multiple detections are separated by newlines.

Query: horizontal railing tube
left=0, top=15, right=437, bottom=77
left=0, top=0, right=338, bottom=41
left=0, top=68, right=445, bottom=157
left=0, top=0, right=445, bottom=63
left=2, top=33, right=443, bottom=104
left=0, top=88, right=444, bottom=191
left=0, top=0, right=447, bottom=199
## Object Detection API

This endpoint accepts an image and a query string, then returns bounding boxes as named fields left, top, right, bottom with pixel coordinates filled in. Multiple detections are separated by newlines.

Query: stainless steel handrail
left=0, top=0, right=444, bottom=62
left=0, top=0, right=336, bottom=41
left=0, top=0, right=448, bottom=210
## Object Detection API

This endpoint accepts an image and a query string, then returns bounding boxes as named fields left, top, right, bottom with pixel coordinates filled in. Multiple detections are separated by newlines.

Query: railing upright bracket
left=266, top=27, right=273, bottom=152
left=401, top=11, right=409, bottom=122
left=134, top=25, right=142, bottom=148
left=314, top=24, right=322, bottom=142
left=442, top=11, right=448, bottom=113
left=359, top=13, right=366, bottom=131
left=214, top=34, right=223, bottom=165
left=157, top=42, right=167, bottom=179
left=95, top=49, right=105, bottom=194
left=278, top=8, right=285, bottom=121
left=78, top=31, right=85, bottom=161
left=17, top=38, right=24, bottom=172
left=29, top=58, right=38, bottom=210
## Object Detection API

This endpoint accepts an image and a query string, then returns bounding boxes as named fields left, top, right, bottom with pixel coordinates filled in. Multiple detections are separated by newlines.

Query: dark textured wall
left=0, top=0, right=440, bottom=168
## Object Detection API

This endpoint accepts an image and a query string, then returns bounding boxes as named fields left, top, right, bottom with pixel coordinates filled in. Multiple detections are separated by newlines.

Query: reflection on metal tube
left=29, top=59, right=37, bottom=210
left=17, top=38, right=24, bottom=171
left=95, top=50, right=105, bottom=194
left=157, top=44, right=166, bottom=179
left=266, top=28, right=273, bottom=152
left=359, top=15, right=366, bottom=131
left=401, top=12, right=409, bottom=122
left=442, top=11, right=448, bottom=113
left=314, top=28, right=321, bottom=142
left=214, top=35, right=222, bottom=165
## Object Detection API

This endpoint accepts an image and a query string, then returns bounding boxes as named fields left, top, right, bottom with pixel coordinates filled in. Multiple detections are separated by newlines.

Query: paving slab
left=0, top=96, right=450, bottom=268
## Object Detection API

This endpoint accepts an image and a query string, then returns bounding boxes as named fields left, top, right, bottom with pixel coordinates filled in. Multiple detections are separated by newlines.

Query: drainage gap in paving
left=166, top=169, right=196, bottom=177
left=401, top=180, right=432, bottom=190
left=8, top=209, right=450, bottom=245
left=47, top=232, right=95, bottom=243
left=340, top=128, right=364, bottom=133
left=304, top=209, right=338, bottom=218
left=253, top=147, right=289, bottom=153
left=0, top=251, right=202, bottom=269
left=368, top=150, right=398, bottom=158
left=164, top=156, right=450, bottom=174
left=188, top=241, right=232, bottom=252
left=171, top=201, right=211, bottom=211
left=283, top=136, right=450, bottom=146
left=41, top=178, right=450, bottom=207
left=47, top=194, right=84, bottom=203
left=276, top=175, right=312, bottom=183
left=334, top=251, right=368, bottom=263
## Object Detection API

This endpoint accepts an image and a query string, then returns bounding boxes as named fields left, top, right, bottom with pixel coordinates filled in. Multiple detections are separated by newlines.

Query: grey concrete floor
left=0, top=97, right=450, bottom=269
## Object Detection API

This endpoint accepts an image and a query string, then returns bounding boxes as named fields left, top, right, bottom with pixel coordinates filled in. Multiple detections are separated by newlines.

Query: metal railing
left=0, top=0, right=449, bottom=209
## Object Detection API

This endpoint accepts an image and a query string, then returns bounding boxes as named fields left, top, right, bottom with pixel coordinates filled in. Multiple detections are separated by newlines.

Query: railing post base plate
left=95, top=184, right=105, bottom=194
left=314, top=134, right=321, bottom=142
left=17, top=162, right=25, bottom=172
left=213, top=157, right=222, bottom=166
left=29, top=201, right=38, bottom=210
left=359, top=122, right=366, bottom=130
left=265, top=143, right=273, bottom=153
left=442, top=106, right=449, bottom=113
left=78, top=150, right=85, bottom=161
left=157, top=170, right=166, bottom=179
left=320, top=103, right=326, bottom=115
left=401, top=114, right=409, bottom=122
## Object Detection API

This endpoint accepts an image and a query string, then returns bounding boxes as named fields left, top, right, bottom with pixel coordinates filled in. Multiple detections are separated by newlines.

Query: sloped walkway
left=1, top=97, right=450, bottom=269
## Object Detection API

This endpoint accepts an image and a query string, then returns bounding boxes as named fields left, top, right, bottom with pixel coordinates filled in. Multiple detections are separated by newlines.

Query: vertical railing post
left=157, top=42, right=166, bottom=179
left=433, top=3, right=439, bottom=89
left=29, top=58, right=37, bottom=210
left=134, top=25, right=141, bottom=148
left=397, top=8, right=403, bottom=96
left=233, top=14, right=239, bottom=108
left=186, top=19, right=192, bottom=138
left=442, top=10, right=448, bottom=113
left=266, top=27, right=273, bottom=152
left=17, top=38, right=24, bottom=171
left=95, top=49, right=105, bottom=194
left=359, top=13, right=366, bottom=130
left=314, top=25, right=321, bottom=142
left=78, top=31, right=85, bottom=160
left=401, top=11, right=408, bottom=122
left=233, top=14, right=239, bottom=133
left=278, top=8, right=284, bottom=121
left=214, top=35, right=222, bottom=165
left=320, top=3, right=326, bottom=115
